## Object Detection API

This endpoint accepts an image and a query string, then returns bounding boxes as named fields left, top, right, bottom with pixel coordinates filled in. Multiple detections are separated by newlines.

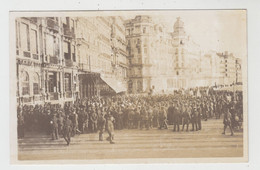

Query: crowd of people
left=17, top=87, right=243, bottom=145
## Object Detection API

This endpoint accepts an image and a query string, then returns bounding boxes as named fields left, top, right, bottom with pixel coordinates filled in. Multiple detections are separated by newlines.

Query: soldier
left=167, top=102, right=174, bottom=125
left=17, top=106, right=25, bottom=139
left=222, top=105, right=234, bottom=136
left=158, top=106, right=168, bottom=129
left=82, top=107, right=89, bottom=134
left=57, top=112, right=64, bottom=135
left=182, top=105, right=190, bottom=131
left=105, top=112, right=115, bottom=144
left=97, top=112, right=106, bottom=141
left=63, top=115, right=72, bottom=145
left=197, top=105, right=202, bottom=130
left=50, top=112, right=59, bottom=140
left=191, top=105, right=198, bottom=131
left=147, top=105, right=154, bottom=129
left=90, top=109, right=98, bottom=133
left=173, top=104, right=180, bottom=132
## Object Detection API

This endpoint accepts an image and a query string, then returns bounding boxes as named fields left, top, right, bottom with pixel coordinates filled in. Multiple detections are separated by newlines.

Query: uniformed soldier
left=57, top=112, right=64, bottom=135
left=191, top=105, right=198, bottom=131
left=90, top=109, right=98, bottom=133
left=97, top=112, right=106, bottom=141
left=17, top=106, right=25, bottom=139
left=50, top=112, right=59, bottom=140
left=158, top=106, right=168, bottom=129
left=105, top=112, right=115, bottom=144
left=63, top=115, right=72, bottom=145
left=173, top=104, right=180, bottom=132
left=222, top=105, right=234, bottom=136
left=182, top=105, right=191, bottom=131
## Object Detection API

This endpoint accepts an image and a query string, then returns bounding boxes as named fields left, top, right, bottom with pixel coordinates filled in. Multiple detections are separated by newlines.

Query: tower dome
left=173, top=17, right=185, bottom=36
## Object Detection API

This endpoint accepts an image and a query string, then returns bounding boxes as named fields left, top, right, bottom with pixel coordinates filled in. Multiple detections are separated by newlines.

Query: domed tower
left=172, top=17, right=186, bottom=45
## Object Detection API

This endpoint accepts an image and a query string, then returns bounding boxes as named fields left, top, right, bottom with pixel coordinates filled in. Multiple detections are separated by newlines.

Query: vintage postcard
left=9, top=10, right=248, bottom=164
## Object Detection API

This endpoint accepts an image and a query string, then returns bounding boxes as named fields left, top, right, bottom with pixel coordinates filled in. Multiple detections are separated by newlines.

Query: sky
left=121, top=10, right=247, bottom=58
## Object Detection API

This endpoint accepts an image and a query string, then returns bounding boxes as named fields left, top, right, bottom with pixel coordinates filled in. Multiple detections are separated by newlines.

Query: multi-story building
left=75, top=16, right=128, bottom=98
left=15, top=16, right=128, bottom=105
left=236, top=58, right=242, bottom=84
left=125, top=15, right=175, bottom=93
left=217, top=51, right=237, bottom=85
left=16, top=17, right=43, bottom=105
left=16, top=17, right=79, bottom=106
left=171, top=17, right=202, bottom=89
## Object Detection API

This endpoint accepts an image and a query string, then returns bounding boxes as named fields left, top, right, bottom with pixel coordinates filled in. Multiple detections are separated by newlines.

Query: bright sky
left=121, top=10, right=247, bottom=58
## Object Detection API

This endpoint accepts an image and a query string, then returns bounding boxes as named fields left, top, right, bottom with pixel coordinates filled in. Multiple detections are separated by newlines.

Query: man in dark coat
left=50, top=112, right=59, bottom=140
left=63, top=115, right=72, bottom=145
left=173, top=104, right=180, bottom=132
left=97, top=112, right=106, bottom=141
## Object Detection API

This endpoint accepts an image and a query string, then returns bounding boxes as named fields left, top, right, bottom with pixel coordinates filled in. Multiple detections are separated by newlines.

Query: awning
left=100, top=76, right=127, bottom=93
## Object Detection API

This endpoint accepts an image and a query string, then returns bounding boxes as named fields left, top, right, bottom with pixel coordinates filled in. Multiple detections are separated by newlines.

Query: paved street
left=18, top=119, right=243, bottom=160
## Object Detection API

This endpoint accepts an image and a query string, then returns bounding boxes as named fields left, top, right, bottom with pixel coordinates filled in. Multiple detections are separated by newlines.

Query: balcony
left=63, top=25, right=75, bottom=38
left=49, top=56, right=59, bottom=64
left=47, top=18, right=59, bottom=32
left=32, top=54, right=39, bottom=60
left=49, top=92, right=58, bottom=100
left=22, top=97, right=32, bottom=103
left=65, top=59, right=73, bottom=67
left=23, top=51, right=31, bottom=58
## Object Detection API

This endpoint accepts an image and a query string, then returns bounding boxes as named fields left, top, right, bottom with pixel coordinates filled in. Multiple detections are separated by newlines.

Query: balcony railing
left=23, top=51, right=31, bottom=58
left=22, top=97, right=32, bottom=103
left=34, top=95, right=43, bottom=101
left=49, top=56, right=59, bottom=64
left=49, top=92, right=58, bottom=100
left=47, top=18, right=59, bottom=32
left=32, top=54, right=39, bottom=60
left=63, top=25, right=75, bottom=38
left=65, top=59, right=73, bottom=67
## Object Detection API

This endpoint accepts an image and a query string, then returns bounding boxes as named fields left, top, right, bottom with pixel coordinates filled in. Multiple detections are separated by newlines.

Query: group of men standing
left=17, top=88, right=243, bottom=145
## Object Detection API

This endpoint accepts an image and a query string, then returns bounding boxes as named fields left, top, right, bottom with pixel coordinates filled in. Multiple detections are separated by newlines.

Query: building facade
left=15, top=16, right=128, bottom=106
left=15, top=16, right=243, bottom=103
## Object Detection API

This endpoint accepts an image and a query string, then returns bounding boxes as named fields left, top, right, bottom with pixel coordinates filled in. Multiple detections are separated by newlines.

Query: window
left=70, top=19, right=74, bottom=31
left=46, top=34, right=54, bottom=56
left=137, top=80, right=142, bottom=92
left=20, top=23, right=30, bottom=52
left=64, top=73, right=72, bottom=92
left=138, top=47, right=141, bottom=54
left=127, top=29, right=130, bottom=35
left=30, top=29, right=38, bottom=54
left=72, top=45, right=76, bottom=62
left=48, top=72, right=57, bottom=93
left=63, top=41, right=71, bottom=59
left=144, top=48, right=147, bottom=54
left=33, top=73, right=40, bottom=95
left=54, top=37, right=60, bottom=57
left=21, top=71, right=30, bottom=95
left=143, top=27, right=146, bottom=33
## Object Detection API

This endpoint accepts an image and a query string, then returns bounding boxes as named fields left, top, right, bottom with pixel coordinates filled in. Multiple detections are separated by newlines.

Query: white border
left=2, top=0, right=260, bottom=170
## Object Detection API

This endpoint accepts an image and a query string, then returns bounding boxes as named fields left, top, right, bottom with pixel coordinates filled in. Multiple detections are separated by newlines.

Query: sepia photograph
left=9, top=10, right=248, bottom=163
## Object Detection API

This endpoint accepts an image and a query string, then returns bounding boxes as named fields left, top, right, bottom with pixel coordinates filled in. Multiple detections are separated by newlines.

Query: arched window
left=21, top=71, right=30, bottom=95
left=137, top=80, right=142, bottom=92
left=33, top=73, right=40, bottom=95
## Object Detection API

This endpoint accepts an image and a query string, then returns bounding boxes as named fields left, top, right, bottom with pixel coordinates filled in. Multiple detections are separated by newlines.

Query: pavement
left=17, top=119, right=243, bottom=160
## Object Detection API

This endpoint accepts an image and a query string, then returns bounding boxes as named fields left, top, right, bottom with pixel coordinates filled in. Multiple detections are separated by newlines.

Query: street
left=18, top=119, right=243, bottom=160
